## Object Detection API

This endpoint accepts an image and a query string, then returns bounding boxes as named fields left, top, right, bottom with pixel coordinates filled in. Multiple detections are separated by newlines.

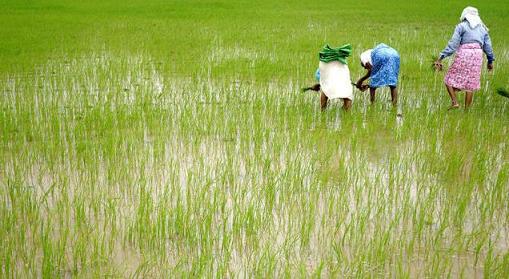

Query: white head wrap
left=360, top=49, right=373, bottom=66
left=460, top=6, right=487, bottom=30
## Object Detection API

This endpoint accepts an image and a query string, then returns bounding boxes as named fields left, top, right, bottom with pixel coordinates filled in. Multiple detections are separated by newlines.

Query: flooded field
left=1, top=0, right=509, bottom=277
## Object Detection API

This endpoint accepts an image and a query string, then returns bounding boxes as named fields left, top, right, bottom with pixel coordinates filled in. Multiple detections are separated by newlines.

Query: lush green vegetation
left=1, top=0, right=508, bottom=277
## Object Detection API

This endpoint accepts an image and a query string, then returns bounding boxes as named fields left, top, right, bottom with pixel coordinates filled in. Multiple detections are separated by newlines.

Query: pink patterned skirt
left=444, top=43, right=483, bottom=91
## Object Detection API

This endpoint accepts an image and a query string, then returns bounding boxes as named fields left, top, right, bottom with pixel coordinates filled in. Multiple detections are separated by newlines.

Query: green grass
left=1, top=0, right=509, bottom=277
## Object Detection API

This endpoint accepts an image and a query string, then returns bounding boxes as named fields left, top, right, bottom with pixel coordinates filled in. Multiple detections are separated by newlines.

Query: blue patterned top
left=315, top=68, right=320, bottom=81
left=370, top=44, right=400, bottom=88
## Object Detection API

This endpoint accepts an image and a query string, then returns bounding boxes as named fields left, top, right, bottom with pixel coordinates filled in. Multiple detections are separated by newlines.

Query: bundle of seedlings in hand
left=431, top=55, right=443, bottom=71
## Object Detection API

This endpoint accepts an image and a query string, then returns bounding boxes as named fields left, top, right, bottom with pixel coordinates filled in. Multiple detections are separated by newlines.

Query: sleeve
left=439, top=24, right=464, bottom=60
left=483, top=33, right=495, bottom=64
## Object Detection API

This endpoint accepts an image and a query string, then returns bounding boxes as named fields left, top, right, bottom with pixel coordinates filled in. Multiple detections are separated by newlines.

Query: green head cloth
left=319, top=44, right=352, bottom=64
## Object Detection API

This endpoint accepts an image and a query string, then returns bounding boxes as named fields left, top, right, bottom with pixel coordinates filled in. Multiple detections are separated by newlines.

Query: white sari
left=318, top=61, right=353, bottom=100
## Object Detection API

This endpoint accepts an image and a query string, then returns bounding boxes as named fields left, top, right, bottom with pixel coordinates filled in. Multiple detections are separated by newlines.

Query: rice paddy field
left=1, top=0, right=509, bottom=277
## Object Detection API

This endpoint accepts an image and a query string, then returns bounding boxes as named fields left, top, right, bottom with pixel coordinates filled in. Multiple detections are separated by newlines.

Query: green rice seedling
left=431, top=55, right=442, bottom=71
left=1, top=0, right=509, bottom=277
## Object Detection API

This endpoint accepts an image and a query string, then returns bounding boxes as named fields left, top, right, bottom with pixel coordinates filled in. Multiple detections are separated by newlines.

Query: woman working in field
left=356, top=44, right=400, bottom=106
left=434, top=6, right=494, bottom=110
left=317, top=44, right=354, bottom=111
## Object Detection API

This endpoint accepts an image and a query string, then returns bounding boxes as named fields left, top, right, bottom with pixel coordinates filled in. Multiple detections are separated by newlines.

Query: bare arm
left=302, top=83, right=320, bottom=92
left=356, top=66, right=372, bottom=88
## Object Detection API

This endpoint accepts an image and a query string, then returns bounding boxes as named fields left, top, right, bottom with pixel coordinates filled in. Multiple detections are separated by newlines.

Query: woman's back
left=457, top=21, right=488, bottom=46
left=440, top=20, right=494, bottom=64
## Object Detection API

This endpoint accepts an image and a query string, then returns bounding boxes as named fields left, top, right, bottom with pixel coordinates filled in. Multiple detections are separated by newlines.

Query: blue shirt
left=440, top=21, right=495, bottom=64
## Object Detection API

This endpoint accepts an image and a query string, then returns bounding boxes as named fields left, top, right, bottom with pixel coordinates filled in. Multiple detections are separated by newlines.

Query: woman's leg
left=390, top=86, right=398, bottom=106
left=465, top=91, right=473, bottom=108
left=342, top=98, right=352, bottom=111
left=320, top=91, right=328, bottom=110
left=370, top=87, right=376, bottom=103
left=446, top=84, right=460, bottom=109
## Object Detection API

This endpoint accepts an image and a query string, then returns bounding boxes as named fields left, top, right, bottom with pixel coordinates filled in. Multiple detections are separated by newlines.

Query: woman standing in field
left=434, top=6, right=494, bottom=110
left=356, top=43, right=400, bottom=106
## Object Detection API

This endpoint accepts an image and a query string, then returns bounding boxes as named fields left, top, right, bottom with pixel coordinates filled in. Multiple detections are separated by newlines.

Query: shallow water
left=1, top=52, right=508, bottom=277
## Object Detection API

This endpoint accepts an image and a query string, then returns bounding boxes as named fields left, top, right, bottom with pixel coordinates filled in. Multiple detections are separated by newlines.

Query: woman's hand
left=433, top=60, right=443, bottom=71
left=355, top=80, right=363, bottom=90
left=355, top=81, right=368, bottom=92
left=487, top=63, right=493, bottom=72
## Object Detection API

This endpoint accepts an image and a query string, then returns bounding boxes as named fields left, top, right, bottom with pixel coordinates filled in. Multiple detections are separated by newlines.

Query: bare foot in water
left=448, top=103, right=460, bottom=110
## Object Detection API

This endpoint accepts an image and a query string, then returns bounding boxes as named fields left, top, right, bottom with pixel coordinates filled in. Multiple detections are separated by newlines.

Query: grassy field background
left=1, top=0, right=509, bottom=277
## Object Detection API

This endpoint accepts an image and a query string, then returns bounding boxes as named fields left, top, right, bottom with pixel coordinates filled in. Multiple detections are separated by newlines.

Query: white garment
left=360, top=49, right=373, bottom=66
left=318, top=61, right=353, bottom=100
left=460, top=6, right=487, bottom=30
